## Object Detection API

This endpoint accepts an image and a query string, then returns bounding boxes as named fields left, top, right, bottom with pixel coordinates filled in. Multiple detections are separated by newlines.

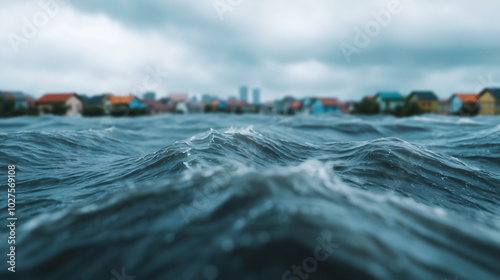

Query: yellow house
left=407, top=91, right=438, bottom=113
left=478, top=88, right=500, bottom=115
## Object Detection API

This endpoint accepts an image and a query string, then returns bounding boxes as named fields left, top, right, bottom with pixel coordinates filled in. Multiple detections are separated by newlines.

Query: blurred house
left=274, top=96, right=297, bottom=114
left=291, top=101, right=302, bottom=113
left=437, top=100, right=450, bottom=115
left=449, top=93, right=478, bottom=114
left=25, top=95, right=36, bottom=108
left=86, top=94, right=110, bottom=106
left=187, top=96, right=202, bottom=113
left=1, top=91, right=27, bottom=109
left=36, top=93, right=83, bottom=115
left=407, top=91, right=438, bottom=113
left=375, top=92, right=405, bottom=113
left=226, top=99, right=247, bottom=108
left=340, top=101, right=355, bottom=114
left=478, top=88, right=500, bottom=115
left=109, top=95, right=142, bottom=109
left=144, top=99, right=174, bottom=115
left=168, top=93, right=189, bottom=114
left=0, top=92, right=14, bottom=102
left=260, top=101, right=274, bottom=114
left=168, top=93, right=189, bottom=104
left=312, top=98, right=340, bottom=115
left=212, top=100, right=228, bottom=111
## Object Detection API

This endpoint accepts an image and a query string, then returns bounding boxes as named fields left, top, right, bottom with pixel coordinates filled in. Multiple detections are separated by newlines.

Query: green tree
left=457, top=103, right=479, bottom=116
left=235, top=106, right=243, bottom=114
left=203, top=104, right=213, bottom=113
left=354, top=98, right=380, bottom=115
left=52, top=103, right=68, bottom=115
left=82, top=105, right=105, bottom=117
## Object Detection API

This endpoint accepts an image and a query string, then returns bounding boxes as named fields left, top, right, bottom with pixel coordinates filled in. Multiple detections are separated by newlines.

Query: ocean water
left=1, top=114, right=500, bottom=280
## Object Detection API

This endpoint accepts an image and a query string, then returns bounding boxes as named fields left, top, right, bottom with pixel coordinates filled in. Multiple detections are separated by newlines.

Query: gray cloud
left=1, top=0, right=500, bottom=101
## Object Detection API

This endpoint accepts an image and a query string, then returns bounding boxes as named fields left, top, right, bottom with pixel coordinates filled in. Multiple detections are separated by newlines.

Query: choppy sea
left=1, top=114, right=500, bottom=280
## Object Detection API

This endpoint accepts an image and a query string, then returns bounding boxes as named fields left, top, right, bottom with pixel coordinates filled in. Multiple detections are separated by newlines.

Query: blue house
left=449, top=94, right=478, bottom=114
left=312, top=98, right=340, bottom=115
left=375, top=92, right=405, bottom=112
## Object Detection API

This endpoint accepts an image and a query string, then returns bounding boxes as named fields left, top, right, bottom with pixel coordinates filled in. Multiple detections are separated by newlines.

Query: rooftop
left=36, top=93, right=76, bottom=104
left=376, top=92, right=404, bottom=100
left=410, top=91, right=438, bottom=100
left=453, top=93, right=478, bottom=103
left=109, top=95, right=136, bottom=105
left=480, top=88, right=500, bottom=99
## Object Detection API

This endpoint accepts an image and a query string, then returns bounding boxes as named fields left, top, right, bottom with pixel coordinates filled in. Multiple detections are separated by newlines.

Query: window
left=490, top=103, right=493, bottom=109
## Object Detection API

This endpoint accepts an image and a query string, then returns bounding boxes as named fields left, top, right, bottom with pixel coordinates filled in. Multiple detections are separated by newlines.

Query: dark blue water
left=1, top=114, right=500, bottom=280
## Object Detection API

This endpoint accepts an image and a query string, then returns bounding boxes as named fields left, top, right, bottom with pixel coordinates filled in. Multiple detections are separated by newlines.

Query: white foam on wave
left=225, top=125, right=263, bottom=136
left=457, top=118, right=479, bottom=124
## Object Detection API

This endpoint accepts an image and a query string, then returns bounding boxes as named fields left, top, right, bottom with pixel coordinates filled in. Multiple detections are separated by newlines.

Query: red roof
left=36, top=93, right=76, bottom=104
left=318, top=98, right=339, bottom=106
left=212, top=100, right=221, bottom=107
left=454, top=94, right=478, bottom=103
left=109, top=95, right=136, bottom=105
left=291, top=101, right=301, bottom=109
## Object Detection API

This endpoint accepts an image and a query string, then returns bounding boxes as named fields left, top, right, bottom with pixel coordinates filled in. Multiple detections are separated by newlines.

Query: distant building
left=143, top=92, right=156, bottom=101
left=109, top=95, right=143, bottom=109
left=449, top=93, right=478, bottom=114
left=188, top=103, right=202, bottom=113
left=478, top=88, right=500, bottom=115
left=144, top=99, right=174, bottom=115
left=437, top=99, right=450, bottom=115
left=168, top=93, right=189, bottom=104
left=212, top=100, right=228, bottom=111
left=274, top=96, right=296, bottom=114
left=25, top=95, right=36, bottom=108
left=407, top=91, right=438, bottom=113
left=252, top=88, right=260, bottom=105
left=166, top=93, right=189, bottom=114
left=86, top=94, right=109, bottom=106
left=312, top=98, right=340, bottom=115
left=201, top=94, right=217, bottom=103
left=36, top=93, right=83, bottom=115
left=260, top=102, right=274, bottom=114
left=1, top=91, right=27, bottom=109
left=239, top=86, right=248, bottom=103
left=375, top=92, right=405, bottom=113
left=340, top=101, right=355, bottom=114
left=189, top=96, right=199, bottom=104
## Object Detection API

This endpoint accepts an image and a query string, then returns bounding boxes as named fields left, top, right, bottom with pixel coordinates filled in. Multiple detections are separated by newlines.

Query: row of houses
left=3, top=87, right=500, bottom=117
left=0, top=91, right=36, bottom=109
left=355, top=88, right=499, bottom=116
left=31, top=93, right=205, bottom=116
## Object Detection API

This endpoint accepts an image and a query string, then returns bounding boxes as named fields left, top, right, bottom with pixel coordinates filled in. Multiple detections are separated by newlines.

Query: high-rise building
left=239, top=86, right=248, bottom=102
left=252, top=88, right=261, bottom=105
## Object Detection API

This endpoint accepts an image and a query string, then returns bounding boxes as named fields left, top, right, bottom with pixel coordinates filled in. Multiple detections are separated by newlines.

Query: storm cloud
left=1, top=0, right=500, bottom=101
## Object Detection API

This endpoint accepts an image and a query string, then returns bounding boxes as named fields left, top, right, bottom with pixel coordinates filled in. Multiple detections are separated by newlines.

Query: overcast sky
left=2, top=0, right=500, bottom=101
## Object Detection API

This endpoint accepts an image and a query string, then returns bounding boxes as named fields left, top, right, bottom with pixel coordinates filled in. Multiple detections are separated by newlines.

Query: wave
left=1, top=115, right=500, bottom=279
left=8, top=161, right=500, bottom=280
